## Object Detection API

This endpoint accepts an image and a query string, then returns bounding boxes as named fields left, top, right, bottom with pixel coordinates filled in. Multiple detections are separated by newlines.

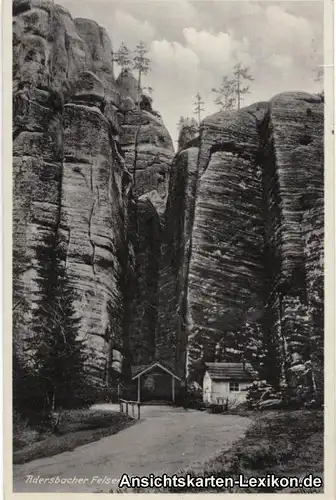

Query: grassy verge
left=200, top=409, right=324, bottom=493
left=125, top=409, right=323, bottom=494
left=13, top=409, right=136, bottom=465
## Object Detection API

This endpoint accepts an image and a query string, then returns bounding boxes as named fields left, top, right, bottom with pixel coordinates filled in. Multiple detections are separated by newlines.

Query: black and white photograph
left=9, top=0, right=330, bottom=494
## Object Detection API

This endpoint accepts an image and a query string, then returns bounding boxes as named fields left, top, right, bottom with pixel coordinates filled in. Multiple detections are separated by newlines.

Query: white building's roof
left=205, top=362, right=255, bottom=381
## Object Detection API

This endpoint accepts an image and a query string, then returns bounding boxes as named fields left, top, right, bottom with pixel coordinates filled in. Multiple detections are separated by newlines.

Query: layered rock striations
left=187, top=105, right=268, bottom=381
left=302, top=199, right=324, bottom=393
left=12, top=0, right=173, bottom=384
left=115, top=71, right=175, bottom=367
left=159, top=93, right=324, bottom=389
left=261, top=93, right=324, bottom=388
left=13, top=0, right=128, bottom=383
left=156, top=146, right=200, bottom=375
left=117, top=73, right=174, bottom=202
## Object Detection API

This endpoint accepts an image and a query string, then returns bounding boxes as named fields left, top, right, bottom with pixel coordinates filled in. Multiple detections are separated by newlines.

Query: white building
left=203, top=362, right=256, bottom=406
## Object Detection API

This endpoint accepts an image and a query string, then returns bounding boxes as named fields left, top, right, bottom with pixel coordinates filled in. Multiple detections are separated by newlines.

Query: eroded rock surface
left=159, top=93, right=323, bottom=387
left=156, top=146, right=200, bottom=375
left=119, top=97, right=174, bottom=201
left=187, top=106, right=267, bottom=379
left=12, top=0, right=173, bottom=384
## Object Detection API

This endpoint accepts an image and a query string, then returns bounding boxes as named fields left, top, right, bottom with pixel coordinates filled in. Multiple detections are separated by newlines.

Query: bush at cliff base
left=246, top=378, right=321, bottom=410
left=73, top=381, right=120, bottom=407
left=246, top=380, right=275, bottom=409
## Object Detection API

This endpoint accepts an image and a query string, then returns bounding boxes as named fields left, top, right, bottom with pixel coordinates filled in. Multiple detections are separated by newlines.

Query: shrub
left=246, top=380, right=274, bottom=409
left=246, top=378, right=322, bottom=411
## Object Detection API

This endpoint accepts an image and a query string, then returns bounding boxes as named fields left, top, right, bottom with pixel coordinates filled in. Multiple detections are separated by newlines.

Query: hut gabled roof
left=205, top=362, right=255, bottom=382
left=131, top=361, right=182, bottom=381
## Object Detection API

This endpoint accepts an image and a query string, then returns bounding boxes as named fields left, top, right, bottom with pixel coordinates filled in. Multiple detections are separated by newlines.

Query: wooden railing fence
left=119, top=399, right=141, bottom=420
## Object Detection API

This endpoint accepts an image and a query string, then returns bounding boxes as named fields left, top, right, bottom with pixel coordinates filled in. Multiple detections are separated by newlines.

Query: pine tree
left=30, top=232, right=87, bottom=414
left=232, top=62, right=254, bottom=110
left=177, top=116, right=199, bottom=151
left=114, top=42, right=132, bottom=71
left=213, top=64, right=254, bottom=111
left=132, top=41, right=151, bottom=108
left=212, top=76, right=236, bottom=111
left=193, top=92, right=205, bottom=127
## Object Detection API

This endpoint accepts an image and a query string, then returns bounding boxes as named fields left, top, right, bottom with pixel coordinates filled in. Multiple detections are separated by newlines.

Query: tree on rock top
left=177, top=116, right=199, bottom=151
left=114, top=42, right=132, bottom=71
left=193, top=92, right=205, bottom=127
left=233, top=62, right=254, bottom=110
left=212, top=62, right=254, bottom=111
left=212, top=75, right=236, bottom=111
left=132, top=41, right=151, bottom=109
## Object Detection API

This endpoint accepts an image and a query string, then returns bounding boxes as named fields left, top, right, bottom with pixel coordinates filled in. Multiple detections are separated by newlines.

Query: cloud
left=120, top=0, right=202, bottom=41
left=268, top=54, right=294, bottom=80
left=181, top=27, right=254, bottom=77
left=182, top=28, right=233, bottom=68
left=113, top=10, right=156, bottom=47
left=144, top=39, right=203, bottom=144
left=58, top=0, right=323, bottom=144
left=270, top=54, right=293, bottom=71
left=150, top=40, right=200, bottom=76
left=265, top=5, right=313, bottom=50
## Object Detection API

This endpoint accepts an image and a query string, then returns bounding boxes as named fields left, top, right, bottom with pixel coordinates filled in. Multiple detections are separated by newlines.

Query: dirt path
left=13, top=405, right=252, bottom=493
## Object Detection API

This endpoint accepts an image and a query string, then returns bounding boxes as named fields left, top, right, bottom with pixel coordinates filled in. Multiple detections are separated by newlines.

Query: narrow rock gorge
left=13, top=0, right=324, bottom=395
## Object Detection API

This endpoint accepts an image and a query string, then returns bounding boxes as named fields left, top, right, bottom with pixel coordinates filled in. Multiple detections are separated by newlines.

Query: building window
left=229, top=382, right=239, bottom=392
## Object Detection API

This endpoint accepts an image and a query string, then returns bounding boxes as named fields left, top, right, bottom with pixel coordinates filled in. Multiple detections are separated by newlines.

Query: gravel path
left=13, top=405, right=252, bottom=493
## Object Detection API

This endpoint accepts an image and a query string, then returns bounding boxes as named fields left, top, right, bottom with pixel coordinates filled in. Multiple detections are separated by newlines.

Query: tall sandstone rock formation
left=13, top=1, right=323, bottom=394
left=12, top=0, right=173, bottom=384
left=159, top=92, right=323, bottom=391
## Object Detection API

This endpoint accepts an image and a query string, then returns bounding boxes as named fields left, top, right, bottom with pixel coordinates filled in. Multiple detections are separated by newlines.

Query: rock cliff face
left=186, top=105, right=268, bottom=381
left=260, top=93, right=324, bottom=388
left=13, top=1, right=324, bottom=394
left=156, top=146, right=200, bottom=375
left=12, top=0, right=173, bottom=384
left=159, top=92, right=324, bottom=389
left=117, top=83, right=174, bottom=201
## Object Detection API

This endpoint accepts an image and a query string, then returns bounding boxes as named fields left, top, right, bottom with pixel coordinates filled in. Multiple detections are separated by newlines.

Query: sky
left=58, top=0, right=324, bottom=146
